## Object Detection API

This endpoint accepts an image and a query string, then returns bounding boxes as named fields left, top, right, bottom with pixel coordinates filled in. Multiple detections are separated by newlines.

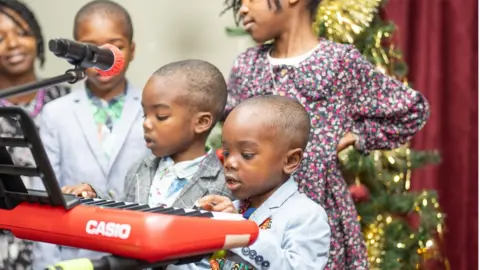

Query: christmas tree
left=211, top=0, right=448, bottom=269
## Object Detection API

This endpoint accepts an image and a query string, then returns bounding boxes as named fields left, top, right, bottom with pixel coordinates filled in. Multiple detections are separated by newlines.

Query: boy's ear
left=194, top=112, right=213, bottom=135
left=129, top=41, right=136, bottom=62
left=283, top=148, right=303, bottom=175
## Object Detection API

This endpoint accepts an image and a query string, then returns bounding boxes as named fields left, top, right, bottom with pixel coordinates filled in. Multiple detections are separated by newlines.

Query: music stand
left=0, top=67, right=86, bottom=211
left=0, top=107, right=82, bottom=210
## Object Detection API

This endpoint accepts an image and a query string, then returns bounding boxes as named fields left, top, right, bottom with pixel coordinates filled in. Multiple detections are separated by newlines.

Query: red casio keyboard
left=0, top=107, right=259, bottom=270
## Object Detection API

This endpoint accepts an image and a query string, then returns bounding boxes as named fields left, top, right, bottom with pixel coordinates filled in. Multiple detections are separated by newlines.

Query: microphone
left=48, top=38, right=125, bottom=77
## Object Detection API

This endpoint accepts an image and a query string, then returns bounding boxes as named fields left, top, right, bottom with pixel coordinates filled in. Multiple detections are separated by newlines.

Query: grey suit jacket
left=167, top=178, right=331, bottom=270
left=112, top=150, right=233, bottom=208
left=32, top=83, right=150, bottom=269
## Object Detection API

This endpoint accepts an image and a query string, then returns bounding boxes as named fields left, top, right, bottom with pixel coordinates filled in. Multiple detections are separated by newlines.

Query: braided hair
left=223, top=0, right=322, bottom=23
left=0, top=0, right=45, bottom=67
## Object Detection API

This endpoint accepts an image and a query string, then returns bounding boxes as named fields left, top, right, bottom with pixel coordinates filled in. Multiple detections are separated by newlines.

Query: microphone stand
left=0, top=67, right=86, bottom=99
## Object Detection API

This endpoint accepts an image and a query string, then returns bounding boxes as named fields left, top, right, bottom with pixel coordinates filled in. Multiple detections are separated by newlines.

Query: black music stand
left=0, top=107, right=81, bottom=211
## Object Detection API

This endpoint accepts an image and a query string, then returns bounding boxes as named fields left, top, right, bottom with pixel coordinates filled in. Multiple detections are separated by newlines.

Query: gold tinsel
left=315, top=0, right=382, bottom=43
left=364, top=216, right=387, bottom=269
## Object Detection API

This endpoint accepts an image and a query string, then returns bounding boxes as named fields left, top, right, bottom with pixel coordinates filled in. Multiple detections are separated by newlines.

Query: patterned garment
left=0, top=85, right=70, bottom=270
left=148, top=150, right=210, bottom=207
left=226, top=39, right=430, bottom=269
left=87, top=89, right=125, bottom=158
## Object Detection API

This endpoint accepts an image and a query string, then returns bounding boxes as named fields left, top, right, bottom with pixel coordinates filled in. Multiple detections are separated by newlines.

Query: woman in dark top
left=0, top=1, right=70, bottom=269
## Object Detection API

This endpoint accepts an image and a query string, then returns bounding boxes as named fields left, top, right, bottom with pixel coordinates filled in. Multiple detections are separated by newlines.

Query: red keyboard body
left=0, top=200, right=259, bottom=263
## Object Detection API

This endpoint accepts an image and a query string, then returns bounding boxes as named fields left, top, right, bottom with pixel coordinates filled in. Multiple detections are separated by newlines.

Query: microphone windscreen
left=95, top=43, right=125, bottom=77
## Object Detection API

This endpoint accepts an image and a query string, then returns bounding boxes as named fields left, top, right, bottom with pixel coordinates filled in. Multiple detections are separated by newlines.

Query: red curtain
left=384, top=0, right=478, bottom=269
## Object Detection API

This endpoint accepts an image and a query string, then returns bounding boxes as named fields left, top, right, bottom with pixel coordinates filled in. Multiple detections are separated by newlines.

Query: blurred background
left=26, top=0, right=255, bottom=88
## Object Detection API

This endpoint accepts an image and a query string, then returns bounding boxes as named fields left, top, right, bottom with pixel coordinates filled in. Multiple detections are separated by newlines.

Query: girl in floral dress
left=0, top=1, right=70, bottom=269
left=223, top=0, right=430, bottom=269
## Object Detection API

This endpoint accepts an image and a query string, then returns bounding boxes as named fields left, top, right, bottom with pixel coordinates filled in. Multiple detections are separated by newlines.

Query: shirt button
left=241, top=247, right=250, bottom=255
left=261, top=261, right=270, bottom=269
left=249, top=249, right=257, bottom=259
left=255, top=255, right=264, bottom=264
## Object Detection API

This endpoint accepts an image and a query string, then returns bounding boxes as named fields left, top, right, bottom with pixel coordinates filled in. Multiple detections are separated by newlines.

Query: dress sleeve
left=342, top=46, right=430, bottom=153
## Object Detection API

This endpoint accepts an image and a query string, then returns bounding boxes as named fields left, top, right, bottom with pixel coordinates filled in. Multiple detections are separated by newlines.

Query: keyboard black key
left=183, top=211, right=213, bottom=218
left=143, top=206, right=174, bottom=213
left=123, top=204, right=150, bottom=211
left=116, top=203, right=139, bottom=209
left=80, top=198, right=95, bottom=204
left=166, top=209, right=188, bottom=215
left=89, top=200, right=113, bottom=206
left=100, top=201, right=126, bottom=208
left=84, top=199, right=107, bottom=205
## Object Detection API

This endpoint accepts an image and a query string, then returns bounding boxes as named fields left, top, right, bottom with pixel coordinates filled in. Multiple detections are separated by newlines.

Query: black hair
left=223, top=0, right=321, bottom=24
left=153, top=59, right=228, bottom=129
left=234, top=95, right=311, bottom=150
left=0, top=0, right=45, bottom=67
left=73, top=0, right=133, bottom=42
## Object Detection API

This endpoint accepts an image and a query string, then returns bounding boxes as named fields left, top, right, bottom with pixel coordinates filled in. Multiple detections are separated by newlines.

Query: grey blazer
left=108, top=150, right=233, bottom=207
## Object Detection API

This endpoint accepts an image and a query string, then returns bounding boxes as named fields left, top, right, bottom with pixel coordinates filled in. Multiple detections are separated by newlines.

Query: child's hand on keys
left=61, top=183, right=97, bottom=198
left=197, top=195, right=237, bottom=214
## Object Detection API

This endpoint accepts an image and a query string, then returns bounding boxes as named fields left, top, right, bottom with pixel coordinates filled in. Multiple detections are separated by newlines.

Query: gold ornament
left=363, top=218, right=386, bottom=269
left=314, top=0, right=382, bottom=43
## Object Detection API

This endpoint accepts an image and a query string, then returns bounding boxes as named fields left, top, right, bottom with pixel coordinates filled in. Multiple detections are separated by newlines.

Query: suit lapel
left=107, top=85, right=142, bottom=170
left=173, top=151, right=222, bottom=208
left=136, top=156, right=159, bottom=204
left=72, top=90, right=109, bottom=176
left=247, top=178, right=298, bottom=226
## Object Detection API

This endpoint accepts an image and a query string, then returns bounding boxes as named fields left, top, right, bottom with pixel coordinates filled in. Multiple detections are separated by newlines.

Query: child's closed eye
left=156, top=115, right=169, bottom=121
left=241, top=153, right=255, bottom=160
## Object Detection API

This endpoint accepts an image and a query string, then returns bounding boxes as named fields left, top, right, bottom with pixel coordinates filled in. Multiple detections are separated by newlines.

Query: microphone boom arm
left=0, top=67, right=86, bottom=99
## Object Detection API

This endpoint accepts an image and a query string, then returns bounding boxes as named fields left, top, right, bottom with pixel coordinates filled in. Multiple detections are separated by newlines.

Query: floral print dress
left=226, top=39, right=430, bottom=270
left=0, top=84, right=70, bottom=270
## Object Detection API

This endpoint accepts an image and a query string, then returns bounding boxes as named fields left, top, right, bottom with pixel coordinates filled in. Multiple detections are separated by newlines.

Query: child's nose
left=239, top=2, right=249, bottom=16
left=142, top=118, right=152, bottom=131
left=224, top=155, right=238, bottom=170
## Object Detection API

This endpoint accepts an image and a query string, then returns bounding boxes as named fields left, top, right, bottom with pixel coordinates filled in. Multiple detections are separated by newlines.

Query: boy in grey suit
left=63, top=59, right=232, bottom=210
left=177, top=95, right=331, bottom=270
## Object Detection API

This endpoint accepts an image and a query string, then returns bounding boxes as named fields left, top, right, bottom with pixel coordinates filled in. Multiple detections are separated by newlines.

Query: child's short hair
left=153, top=59, right=228, bottom=129
left=73, top=0, right=133, bottom=42
left=235, top=95, right=311, bottom=150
